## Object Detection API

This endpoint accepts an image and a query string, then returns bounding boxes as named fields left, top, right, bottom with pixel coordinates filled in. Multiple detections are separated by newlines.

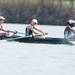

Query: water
left=0, top=24, right=75, bottom=75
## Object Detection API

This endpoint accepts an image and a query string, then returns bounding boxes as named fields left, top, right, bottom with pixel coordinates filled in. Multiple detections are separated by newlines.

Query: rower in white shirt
left=0, top=16, right=16, bottom=37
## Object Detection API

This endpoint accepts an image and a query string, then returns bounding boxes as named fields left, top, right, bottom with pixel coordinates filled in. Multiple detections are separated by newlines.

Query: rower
left=25, top=19, right=48, bottom=38
left=0, top=16, right=8, bottom=36
left=64, top=20, right=75, bottom=39
left=0, top=16, right=16, bottom=37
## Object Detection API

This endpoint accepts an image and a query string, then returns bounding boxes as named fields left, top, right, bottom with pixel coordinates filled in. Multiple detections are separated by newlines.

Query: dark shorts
left=25, top=28, right=33, bottom=36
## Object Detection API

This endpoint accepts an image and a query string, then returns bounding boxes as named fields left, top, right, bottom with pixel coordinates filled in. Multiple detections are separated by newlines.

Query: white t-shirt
left=0, top=24, right=7, bottom=33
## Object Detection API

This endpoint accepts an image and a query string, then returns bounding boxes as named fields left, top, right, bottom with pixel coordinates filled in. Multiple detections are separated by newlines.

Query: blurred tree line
left=0, top=0, right=75, bottom=25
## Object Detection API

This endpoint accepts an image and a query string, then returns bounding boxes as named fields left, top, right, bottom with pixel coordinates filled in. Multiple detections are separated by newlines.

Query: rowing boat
left=6, top=36, right=73, bottom=45
left=0, top=34, right=74, bottom=45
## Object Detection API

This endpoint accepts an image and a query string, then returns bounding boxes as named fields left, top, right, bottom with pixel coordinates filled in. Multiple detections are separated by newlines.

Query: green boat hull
left=9, top=36, right=73, bottom=45
left=0, top=35, right=74, bottom=45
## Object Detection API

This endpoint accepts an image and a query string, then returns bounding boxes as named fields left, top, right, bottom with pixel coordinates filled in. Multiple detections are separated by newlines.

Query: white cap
left=67, top=20, right=75, bottom=25
left=32, top=19, right=38, bottom=24
left=0, top=16, right=5, bottom=20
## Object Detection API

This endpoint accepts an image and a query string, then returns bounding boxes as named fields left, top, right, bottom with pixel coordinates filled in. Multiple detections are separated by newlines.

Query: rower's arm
left=64, top=26, right=75, bottom=34
left=32, top=29, right=45, bottom=36
left=0, top=25, right=8, bottom=32
left=32, top=29, right=42, bottom=34
left=0, top=28, right=17, bottom=34
left=0, top=28, right=8, bottom=32
left=0, top=25, right=3, bottom=30
left=0, top=25, right=17, bottom=34
left=33, top=26, right=46, bottom=35
left=71, top=29, right=75, bottom=33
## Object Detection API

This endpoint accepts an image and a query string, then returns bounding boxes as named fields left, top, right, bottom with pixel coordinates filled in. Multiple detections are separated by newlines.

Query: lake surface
left=0, top=24, right=75, bottom=75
